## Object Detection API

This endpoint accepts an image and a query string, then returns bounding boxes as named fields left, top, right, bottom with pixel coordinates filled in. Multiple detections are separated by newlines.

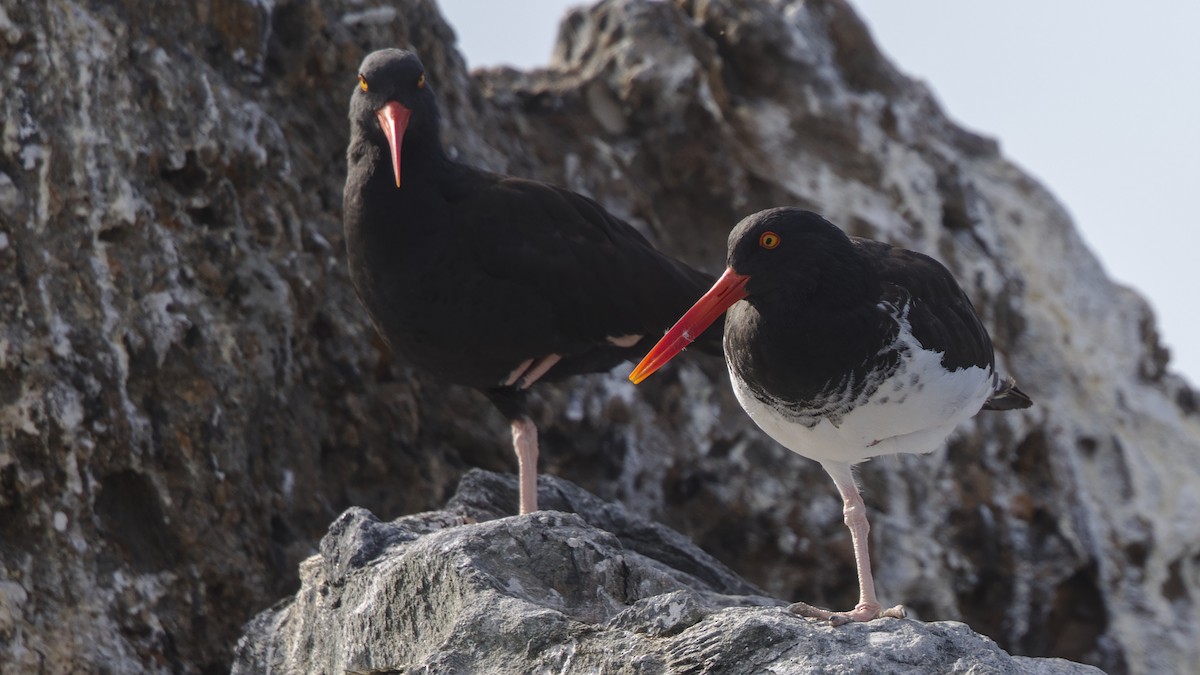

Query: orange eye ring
left=759, top=231, right=781, bottom=249
left=416, top=73, right=426, bottom=89
left=358, top=74, right=368, bottom=92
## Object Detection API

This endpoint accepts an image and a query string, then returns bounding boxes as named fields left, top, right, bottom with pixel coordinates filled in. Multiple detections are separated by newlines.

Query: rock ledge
left=233, top=470, right=1104, bottom=674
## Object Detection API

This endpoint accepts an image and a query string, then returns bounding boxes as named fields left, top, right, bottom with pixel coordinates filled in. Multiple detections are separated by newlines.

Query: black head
left=349, top=49, right=441, bottom=186
left=726, top=208, right=865, bottom=302
left=629, top=208, right=864, bottom=384
left=351, top=48, right=437, bottom=126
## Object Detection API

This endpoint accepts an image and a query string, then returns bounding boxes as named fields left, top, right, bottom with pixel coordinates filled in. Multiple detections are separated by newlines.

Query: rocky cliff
left=1, top=0, right=1197, bottom=673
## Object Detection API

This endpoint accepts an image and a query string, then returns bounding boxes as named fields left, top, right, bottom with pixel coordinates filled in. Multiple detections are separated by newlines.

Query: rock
left=1, top=0, right=1197, bottom=672
left=232, top=470, right=1104, bottom=674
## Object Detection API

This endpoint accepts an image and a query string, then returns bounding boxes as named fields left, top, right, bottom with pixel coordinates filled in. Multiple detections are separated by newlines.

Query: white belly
left=730, top=343, right=995, bottom=465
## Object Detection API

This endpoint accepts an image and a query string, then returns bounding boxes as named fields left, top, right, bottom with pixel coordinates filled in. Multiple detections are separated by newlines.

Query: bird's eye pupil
left=358, top=74, right=368, bottom=92
left=759, top=232, right=780, bottom=249
left=417, top=73, right=426, bottom=89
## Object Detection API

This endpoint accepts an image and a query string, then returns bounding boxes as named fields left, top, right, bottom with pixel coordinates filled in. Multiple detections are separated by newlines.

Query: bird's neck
left=756, top=253, right=876, bottom=314
left=345, top=132, right=454, bottom=257
left=402, top=124, right=453, bottom=179
left=727, top=277, right=897, bottom=412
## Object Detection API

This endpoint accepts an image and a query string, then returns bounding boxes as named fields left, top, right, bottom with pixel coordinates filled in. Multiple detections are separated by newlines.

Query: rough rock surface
left=233, top=470, right=1104, bottom=675
left=1, top=0, right=1197, bottom=673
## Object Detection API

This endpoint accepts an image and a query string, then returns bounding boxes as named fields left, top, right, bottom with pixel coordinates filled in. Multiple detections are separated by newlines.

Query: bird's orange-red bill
left=629, top=267, right=750, bottom=384
left=376, top=101, right=412, bottom=188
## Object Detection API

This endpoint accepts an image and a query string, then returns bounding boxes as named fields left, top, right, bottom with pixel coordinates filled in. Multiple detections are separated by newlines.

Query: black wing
left=457, top=176, right=722, bottom=366
left=859, top=238, right=995, bottom=372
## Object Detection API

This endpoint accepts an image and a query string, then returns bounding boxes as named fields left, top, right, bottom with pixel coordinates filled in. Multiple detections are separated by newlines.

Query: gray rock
left=232, top=470, right=1105, bottom=674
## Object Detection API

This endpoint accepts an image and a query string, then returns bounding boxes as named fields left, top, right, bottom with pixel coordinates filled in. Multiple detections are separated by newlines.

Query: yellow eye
left=759, top=231, right=781, bottom=249
left=358, top=74, right=368, bottom=92
left=416, top=73, right=426, bottom=89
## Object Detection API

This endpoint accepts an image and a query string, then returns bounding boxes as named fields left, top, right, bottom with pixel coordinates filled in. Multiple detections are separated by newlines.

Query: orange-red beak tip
left=627, top=267, right=749, bottom=385
left=376, top=101, right=411, bottom=191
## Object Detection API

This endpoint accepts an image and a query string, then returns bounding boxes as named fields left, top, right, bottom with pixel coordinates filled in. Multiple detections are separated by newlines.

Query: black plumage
left=344, top=48, right=721, bottom=514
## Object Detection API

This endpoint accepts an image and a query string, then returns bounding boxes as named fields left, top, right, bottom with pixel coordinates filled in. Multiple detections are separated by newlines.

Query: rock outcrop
left=232, top=470, right=1104, bottom=674
left=1, top=0, right=1197, bottom=672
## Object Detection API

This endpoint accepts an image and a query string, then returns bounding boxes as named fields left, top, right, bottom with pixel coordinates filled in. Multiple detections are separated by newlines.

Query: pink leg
left=515, top=354, right=561, bottom=389
left=503, top=358, right=535, bottom=387
left=511, top=417, right=539, bottom=514
left=789, top=461, right=906, bottom=625
left=503, top=354, right=563, bottom=389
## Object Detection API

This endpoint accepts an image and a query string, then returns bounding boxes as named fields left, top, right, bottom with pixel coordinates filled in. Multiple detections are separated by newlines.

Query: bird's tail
left=982, top=375, right=1033, bottom=411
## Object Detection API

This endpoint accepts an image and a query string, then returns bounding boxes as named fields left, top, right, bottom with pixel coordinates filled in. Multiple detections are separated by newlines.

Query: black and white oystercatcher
left=343, top=48, right=722, bottom=515
left=630, top=208, right=1031, bottom=624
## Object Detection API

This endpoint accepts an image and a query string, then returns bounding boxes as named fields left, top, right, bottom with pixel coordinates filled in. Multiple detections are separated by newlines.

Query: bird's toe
left=787, top=600, right=907, bottom=624
left=880, top=604, right=907, bottom=620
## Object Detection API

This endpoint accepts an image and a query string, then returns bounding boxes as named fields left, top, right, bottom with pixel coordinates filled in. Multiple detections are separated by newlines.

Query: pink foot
left=788, top=600, right=907, bottom=626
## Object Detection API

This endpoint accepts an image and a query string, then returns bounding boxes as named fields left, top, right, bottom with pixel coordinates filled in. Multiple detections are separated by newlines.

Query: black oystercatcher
left=630, top=208, right=1031, bottom=624
left=344, top=49, right=721, bottom=514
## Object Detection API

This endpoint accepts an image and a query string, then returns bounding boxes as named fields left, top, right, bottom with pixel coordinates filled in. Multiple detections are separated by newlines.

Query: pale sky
left=440, top=0, right=1200, bottom=386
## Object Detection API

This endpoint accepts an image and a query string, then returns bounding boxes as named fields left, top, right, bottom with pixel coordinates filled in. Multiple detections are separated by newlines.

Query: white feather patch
left=730, top=314, right=995, bottom=465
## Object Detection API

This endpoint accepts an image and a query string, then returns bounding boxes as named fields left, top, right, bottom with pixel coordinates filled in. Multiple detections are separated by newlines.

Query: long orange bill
left=629, top=267, right=750, bottom=384
left=376, top=101, right=412, bottom=188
